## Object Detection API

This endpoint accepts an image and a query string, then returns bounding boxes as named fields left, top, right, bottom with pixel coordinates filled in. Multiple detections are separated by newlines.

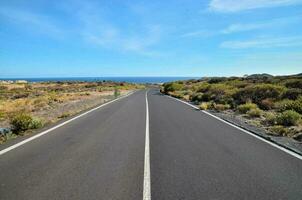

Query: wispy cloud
left=85, top=25, right=162, bottom=56
left=0, top=1, right=163, bottom=56
left=180, top=30, right=215, bottom=38
left=209, top=0, right=302, bottom=12
left=182, top=15, right=302, bottom=38
left=222, top=23, right=267, bottom=34
left=0, top=7, right=64, bottom=38
left=60, top=0, right=162, bottom=56
left=221, top=36, right=302, bottom=48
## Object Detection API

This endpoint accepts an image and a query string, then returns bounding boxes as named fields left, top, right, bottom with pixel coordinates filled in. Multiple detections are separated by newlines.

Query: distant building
left=0, top=80, right=13, bottom=84
left=15, top=80, right=28, bottom=84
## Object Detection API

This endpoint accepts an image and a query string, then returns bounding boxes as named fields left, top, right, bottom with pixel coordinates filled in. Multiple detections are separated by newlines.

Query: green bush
left=233, top=84, right=285, bottom=104
left=114, top=87, right=120, bottom=98
left=275, top=110, right=301, bottom=126
left=163, top=82, right=183, bottom=93
left=275, top=97, right=302, bottom=114
left=237, top=103, right=258, bottom=114
left=190, top=92, right=203, bottom=102
left=264, top=112, right=277, bottom=125
left=282, top=88, right=302, bottom=100
left=284, top=79, right=302, bottom=89
left=269, top=125, right=290, bottom=136
left=199, top=102, right=208, bottom=110
left=10, top=113, right=43, bottom=134
left=195, top=82, right=210, bottom=93
left=30, top=118, right=43, bottom=129
left=247, top=108, right=262, bottom=118
left=10, top=113, right=33, bottom=134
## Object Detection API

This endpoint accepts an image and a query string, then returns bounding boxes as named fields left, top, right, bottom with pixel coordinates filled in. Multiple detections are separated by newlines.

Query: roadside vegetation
left=0, top=81, right=144, bottom=143
left=161, top=74, right=302, bottom=141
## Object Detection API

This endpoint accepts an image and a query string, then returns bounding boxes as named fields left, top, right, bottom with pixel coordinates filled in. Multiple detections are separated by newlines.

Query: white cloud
left=61, top=0, right=162, bottom=56
left=221, top=36, right=302, bottom=48
left=222, top=16, right=301, bottom=34
left=85, top=25, right=162, bottom=55
left=181, top=30, right=215, bottom=38
left=209, top=0, right=302, bottom=12
left=222, top=23, right=267, bottom=34
left=182, top=15, right=302, bottom=38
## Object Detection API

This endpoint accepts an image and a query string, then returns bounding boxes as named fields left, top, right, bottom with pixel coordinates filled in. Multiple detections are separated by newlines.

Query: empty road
left=1, top=89, right=302, bottom=200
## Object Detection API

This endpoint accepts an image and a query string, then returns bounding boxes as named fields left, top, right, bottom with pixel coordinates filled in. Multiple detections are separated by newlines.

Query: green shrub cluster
left=275, top=97, right=302, bottom=114
left=233, top=84, right=285, bottom=104
left=161, top=75, right=302, bottom=137
left=163, top=82, right=183, bottom=93
left=10, top=113, right=43, bottom=134
left=284, top=79, right=302, bottom=89
left=247, top=108, right=262, bottom=118
left=237, top=103, right=258, bottom=114
left=275, top=110, right=301, bottom=126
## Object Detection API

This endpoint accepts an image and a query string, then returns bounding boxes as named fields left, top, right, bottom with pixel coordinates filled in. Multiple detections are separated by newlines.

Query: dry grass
left=0, top=81, right=143, bottom=143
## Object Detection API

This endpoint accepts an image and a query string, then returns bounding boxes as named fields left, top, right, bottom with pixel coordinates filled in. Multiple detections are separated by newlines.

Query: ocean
left=0, top=77, right=200, bottom=84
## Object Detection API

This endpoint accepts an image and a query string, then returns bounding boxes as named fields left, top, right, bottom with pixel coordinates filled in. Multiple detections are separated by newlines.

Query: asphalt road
left=1, top=89, right=302, bottom=200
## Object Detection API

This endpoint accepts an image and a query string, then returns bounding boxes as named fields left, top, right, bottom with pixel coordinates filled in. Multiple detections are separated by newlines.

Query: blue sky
left=1, top=0, right=302, bottom=77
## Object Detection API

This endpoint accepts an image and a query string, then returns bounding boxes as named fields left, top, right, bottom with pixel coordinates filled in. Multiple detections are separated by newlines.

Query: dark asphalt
left=1, top=89, right=302, bottom=200
left=0, top=90, right=146, bottom=200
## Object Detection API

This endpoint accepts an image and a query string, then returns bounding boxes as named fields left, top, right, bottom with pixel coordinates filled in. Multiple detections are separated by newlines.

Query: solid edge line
left=0, top=91, right=136, bottom=156
left=165, top=95, right=302, bottom=160
left=143, top=90, right=151, bottom=200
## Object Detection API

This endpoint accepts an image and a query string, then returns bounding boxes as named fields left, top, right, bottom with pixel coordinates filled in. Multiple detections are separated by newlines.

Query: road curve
left=0, top=89, right=302, bottom=200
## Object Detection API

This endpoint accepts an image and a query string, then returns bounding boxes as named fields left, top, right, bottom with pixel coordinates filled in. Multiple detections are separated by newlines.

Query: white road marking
left=166, top=95, right=302, bottom=160
left=143, top=90, right=151, bottom=200
left=0, top=91, right=136, bottom=156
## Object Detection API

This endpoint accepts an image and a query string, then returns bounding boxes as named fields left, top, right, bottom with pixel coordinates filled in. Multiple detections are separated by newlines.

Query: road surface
left=0, top=89, right=301, bottom=200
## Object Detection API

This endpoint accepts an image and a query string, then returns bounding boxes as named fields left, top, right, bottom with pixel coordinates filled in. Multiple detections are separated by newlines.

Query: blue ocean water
left=0, top=77, right=199, bottom=84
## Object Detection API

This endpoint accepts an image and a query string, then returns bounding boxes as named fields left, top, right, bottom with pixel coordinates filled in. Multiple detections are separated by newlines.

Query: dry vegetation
left=0, top=81, right=144, bottom=143
left=162, top=74, right=302, bottom=141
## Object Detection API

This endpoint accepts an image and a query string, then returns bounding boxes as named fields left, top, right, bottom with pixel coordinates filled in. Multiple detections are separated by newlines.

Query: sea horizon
left=0, top=76, right=200, bottom=84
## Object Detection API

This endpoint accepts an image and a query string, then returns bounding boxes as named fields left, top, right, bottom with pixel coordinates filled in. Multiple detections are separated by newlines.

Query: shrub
left=114, top=87, right=120, bottom=98
left=195, top=82, right=210, bottom=93
left=275, top=110, right=301, bottom=126
left=284, top=79, right=302, bottom=89
left=201, top=93, right=211, bottom=102
left=214, top=104, right=230, bottom=111
left=259, top=98, right=274, bottom=110
left=282, top=88, right=302, bottom=100
left=163, top=82, right=183, bottom=93
left=10, top=113, right=43, bottom=134
left=171, top=92, right=184, bottom=99
left=275, top=97, right=302, bottom=114
left=30, top=118, right=43, bottom=129
left=199, top=102, right=208, bottom=110
left=237, top=103, right=258, bottom=114
left=190, top=92, right=203, bottom=102
left=233, top=84, right=285, bottom=104
left=269, top=125, right=290, bottom=136
left=247, top=108, right=262, bottom=118
left=10, top=113, right=33, bottom=134
left=207, top=102, right=216, bottom=110
left=264, top=112, right=277, bottom=125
